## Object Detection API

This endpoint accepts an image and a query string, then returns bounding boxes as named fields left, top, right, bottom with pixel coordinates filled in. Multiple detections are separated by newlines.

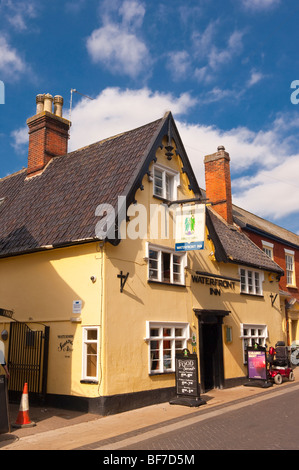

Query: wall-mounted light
left=147, top=171, right=153, bottom=182
left=1, top=329, right=8, bottom=341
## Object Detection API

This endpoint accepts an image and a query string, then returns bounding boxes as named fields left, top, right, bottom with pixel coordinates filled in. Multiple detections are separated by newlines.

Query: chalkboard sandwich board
left=170, top=349, right=206, bottom=407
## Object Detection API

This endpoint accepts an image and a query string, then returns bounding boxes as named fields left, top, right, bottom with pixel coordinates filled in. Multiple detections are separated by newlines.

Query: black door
left=195, top=309, right=229, bottom=393
left=201, top=323, right=219, bottom=391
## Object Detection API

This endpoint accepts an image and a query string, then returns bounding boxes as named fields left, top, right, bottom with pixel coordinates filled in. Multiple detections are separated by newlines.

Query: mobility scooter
left=268, top=341, right=295, bottom=385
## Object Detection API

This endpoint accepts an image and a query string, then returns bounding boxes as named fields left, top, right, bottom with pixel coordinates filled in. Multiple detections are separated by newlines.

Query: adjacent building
left=233, top=206, right=299, bottom=346
left=0, top=94, right=285, bottom=414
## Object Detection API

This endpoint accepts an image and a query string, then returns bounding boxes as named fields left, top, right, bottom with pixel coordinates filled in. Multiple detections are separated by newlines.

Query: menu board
left=247, top=347, right=267, bottom=380
left=175, top=353, right=199, bottom=398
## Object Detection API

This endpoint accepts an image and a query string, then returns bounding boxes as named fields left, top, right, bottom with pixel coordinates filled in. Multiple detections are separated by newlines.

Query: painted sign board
left=175, top=204, right=205, bottom=252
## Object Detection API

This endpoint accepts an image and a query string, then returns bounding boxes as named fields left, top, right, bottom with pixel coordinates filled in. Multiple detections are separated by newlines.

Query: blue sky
left=1, top=0, right=299, bottom=234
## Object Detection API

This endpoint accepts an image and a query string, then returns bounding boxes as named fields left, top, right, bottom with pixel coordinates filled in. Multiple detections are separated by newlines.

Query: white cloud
left=167, top=51, right=191, bottom=80
left=86, top=0, right=150, bottom=78
left=193, top=28, right=245, bottom=83
left=68, top=87, right=197, bottom=151
left=240, top=0, right=280, bottom=10
left=119, top=0, right=145, bottom=29
left=11, top=126, right=28, bottom=152
left=0, top=0, right=38, bottom=30
left=0, top=35, right=27, bottom=79
left=232, top=155, right=299, bottom=220
left=247, top=69, right=265, bottom=87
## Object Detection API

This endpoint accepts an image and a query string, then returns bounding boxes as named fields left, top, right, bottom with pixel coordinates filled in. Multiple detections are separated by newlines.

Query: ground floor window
left=145, top=321, right=190, bottom=374
left=240, top=323, right=268, bottom=363
left=82, top=326, right=99, bottom=381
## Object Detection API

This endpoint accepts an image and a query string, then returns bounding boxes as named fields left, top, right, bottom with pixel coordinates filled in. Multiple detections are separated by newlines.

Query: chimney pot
left=54, top=95, right=64, bottom=117
left=36, top=94, right=45, bottom=114
left=43, top=93, right=53, bottom=113
left=26, top=93, right=71, bottom=177
left=217, top=145, right=225, bottom=151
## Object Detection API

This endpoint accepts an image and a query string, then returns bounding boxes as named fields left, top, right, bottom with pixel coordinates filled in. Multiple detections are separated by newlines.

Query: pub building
left=0, top=94, right=284, bottom=414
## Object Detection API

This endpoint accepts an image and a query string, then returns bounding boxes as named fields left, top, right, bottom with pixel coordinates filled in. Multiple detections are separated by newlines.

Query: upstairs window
left=240, top=268, right=263, bottom=296
left=262, top=241, right=274, bottom=260
left=147, top=244, right=187, bottom=285
left=285, top=250, right=296, bottom=286
left=153, top=164, right=179, bottom=201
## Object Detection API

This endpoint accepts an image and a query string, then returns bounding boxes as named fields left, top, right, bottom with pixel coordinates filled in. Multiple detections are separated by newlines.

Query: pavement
left=1, top=379, right=299, bottom=450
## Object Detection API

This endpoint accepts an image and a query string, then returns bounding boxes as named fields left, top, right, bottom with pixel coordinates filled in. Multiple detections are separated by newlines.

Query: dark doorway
left=201, top=323, right=219, bottom=391
left=195, top=309, right=229, bottom=393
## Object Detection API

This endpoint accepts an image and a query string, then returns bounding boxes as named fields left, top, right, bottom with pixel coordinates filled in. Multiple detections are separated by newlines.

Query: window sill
left=286, top=285, right=298, bottom=290
left=148, top=280, right=186, bottom=288
left=149, top=371, right=175, bottom=376
left=80, top=379, right=98, bottom=384
left=240, top=292, right=264, bottom=298
left=152, top=195, right=172, bottom=203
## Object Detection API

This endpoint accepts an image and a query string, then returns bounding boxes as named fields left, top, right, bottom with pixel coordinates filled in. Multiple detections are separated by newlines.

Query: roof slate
left=207, top=208, right=284, bottom=274
left=233, top=205, right=299, bottom=248
left=0, top=117, right=164, bottom=257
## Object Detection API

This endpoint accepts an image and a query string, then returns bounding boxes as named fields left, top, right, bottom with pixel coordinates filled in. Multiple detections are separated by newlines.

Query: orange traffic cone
left=13, top=383, right=36, bottom=428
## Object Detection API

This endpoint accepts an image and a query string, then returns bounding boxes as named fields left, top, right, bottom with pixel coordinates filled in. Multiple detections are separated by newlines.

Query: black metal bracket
left=270, top=293, right=278, bottom=307
left=117, top=271, right=129, bottom=293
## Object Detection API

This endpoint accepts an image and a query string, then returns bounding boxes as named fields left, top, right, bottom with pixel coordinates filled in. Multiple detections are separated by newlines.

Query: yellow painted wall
left=0, top=243, right=104, bottom=397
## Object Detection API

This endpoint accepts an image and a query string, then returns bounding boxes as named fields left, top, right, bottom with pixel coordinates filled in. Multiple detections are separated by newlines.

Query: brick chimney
left=26, top=93, right=71, bottom=177
left=204, top=145, right=233, bottom=225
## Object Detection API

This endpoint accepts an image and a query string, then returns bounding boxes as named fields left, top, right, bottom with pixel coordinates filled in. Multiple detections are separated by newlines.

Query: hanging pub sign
left=175, top=204, right=205, bottom=252
left=170, top=349, right=206, bottom=407
left=244, top=345, right=272, bottom=388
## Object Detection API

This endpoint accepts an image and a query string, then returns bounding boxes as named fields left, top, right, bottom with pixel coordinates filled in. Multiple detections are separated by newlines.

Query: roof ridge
left=233, top=203, right=299, bottom=240
left=0, top=168, right=26, bottom=182
left=66, top=116, right=165, bottom=158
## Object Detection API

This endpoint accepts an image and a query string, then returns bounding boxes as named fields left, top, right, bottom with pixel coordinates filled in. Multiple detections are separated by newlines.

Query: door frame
left=194, top=309, right=229, bottom=393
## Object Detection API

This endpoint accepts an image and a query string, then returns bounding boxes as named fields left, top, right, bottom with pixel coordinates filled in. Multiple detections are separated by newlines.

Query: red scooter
left=268, top=341, right=295, bottom=385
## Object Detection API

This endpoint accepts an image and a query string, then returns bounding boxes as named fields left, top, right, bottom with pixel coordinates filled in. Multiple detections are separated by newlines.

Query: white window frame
left=153, top=163, right=180, bottom=201
left=262, top=240, right=274, bottom=260
left=82, top=326, right=99, bottom=382
left=146, top=243, right=187, bottom=285
left=239, top=267, right=264, bottom=296
left=145, top=321, right=190, bottom=374
left=285, top=249, right=296, bottom=286
left=240, top=323, right=268, bottom=363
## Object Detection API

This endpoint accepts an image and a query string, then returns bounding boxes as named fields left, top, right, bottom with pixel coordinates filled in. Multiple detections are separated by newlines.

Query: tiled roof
left=233, top=205, right=299, bottom=248
left=207, top=208, right=284, bottom=274
left=0, top=117, right=165, bottom=257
